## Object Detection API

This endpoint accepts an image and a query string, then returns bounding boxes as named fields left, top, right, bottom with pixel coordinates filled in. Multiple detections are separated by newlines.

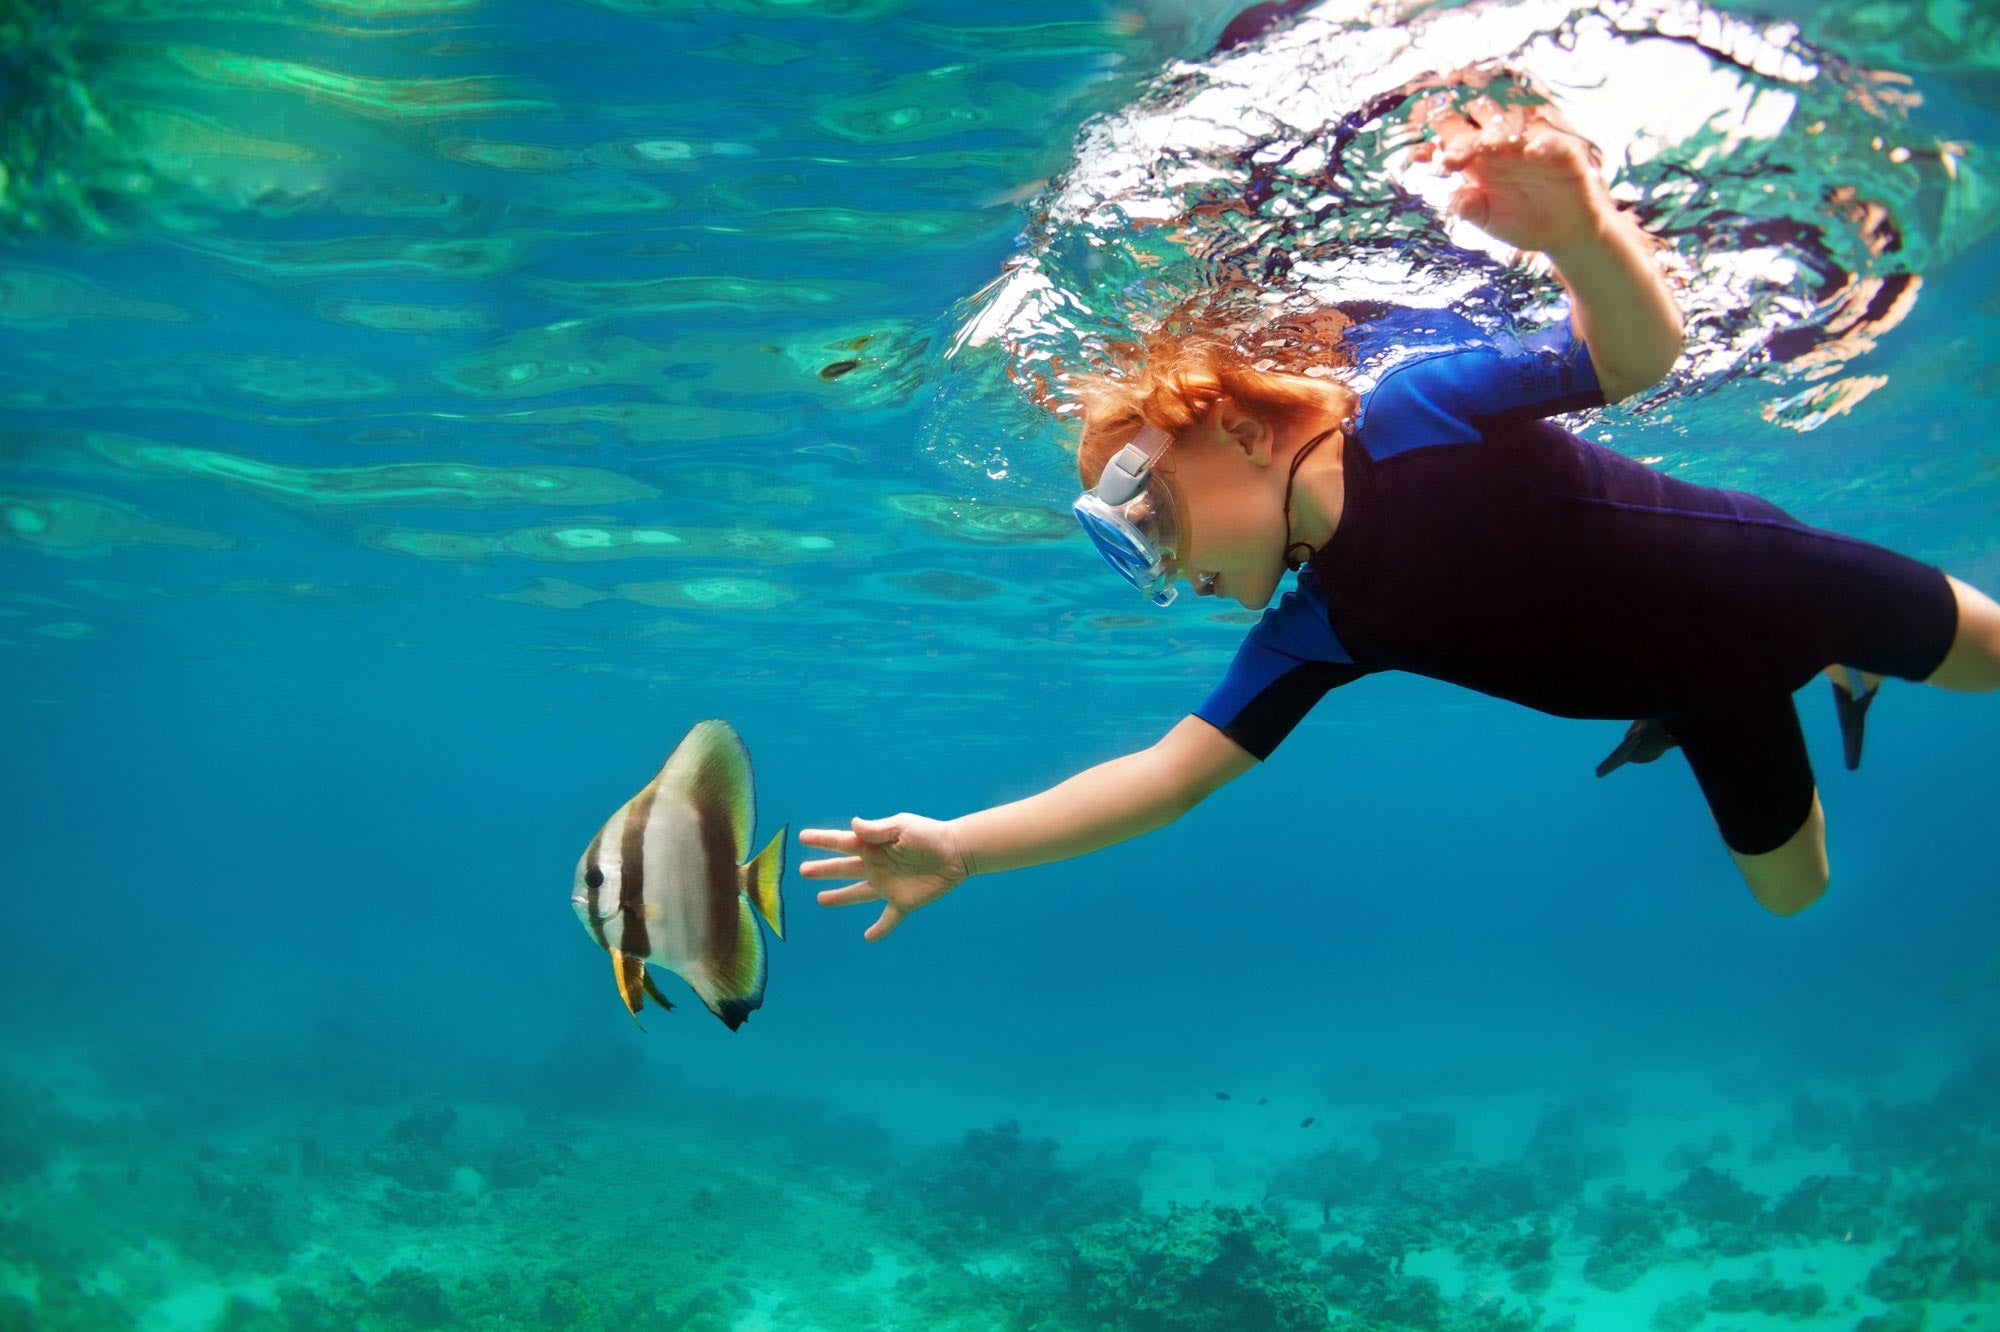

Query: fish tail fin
left=741, top=823, right=787, bottom=941
left=686, top=899, right=768, bottom=1032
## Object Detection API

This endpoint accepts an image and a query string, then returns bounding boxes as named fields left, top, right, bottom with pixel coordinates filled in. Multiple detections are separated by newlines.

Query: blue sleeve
left=1355, top=313, right=1605, bottom=460
left=1194, top=568, right=1369, bottom=760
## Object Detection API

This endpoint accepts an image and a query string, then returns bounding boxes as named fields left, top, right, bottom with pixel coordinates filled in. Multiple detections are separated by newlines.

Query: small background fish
left=572, top=720, right=785, bottom=1031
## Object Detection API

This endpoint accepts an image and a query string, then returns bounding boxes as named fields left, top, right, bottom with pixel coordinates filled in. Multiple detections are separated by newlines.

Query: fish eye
left=584, top=866, right=604, bottom=889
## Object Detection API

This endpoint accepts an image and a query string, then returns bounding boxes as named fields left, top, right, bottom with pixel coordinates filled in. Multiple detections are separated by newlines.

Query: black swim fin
left=1595, top=718, right=1678, bottom=778
left=1831, top=677, right=1878, bottom=772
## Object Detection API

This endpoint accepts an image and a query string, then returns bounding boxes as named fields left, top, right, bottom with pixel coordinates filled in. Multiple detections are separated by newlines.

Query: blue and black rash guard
left=1195, top=306, right=1957, bottom=762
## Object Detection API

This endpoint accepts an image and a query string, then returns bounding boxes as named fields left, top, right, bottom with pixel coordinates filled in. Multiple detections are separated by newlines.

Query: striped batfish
left=572, top=720, right=786, bottom=1031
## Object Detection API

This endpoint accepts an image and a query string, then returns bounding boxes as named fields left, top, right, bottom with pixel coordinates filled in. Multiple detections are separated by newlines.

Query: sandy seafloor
left=4, top=1016, right=1997, bottom=1332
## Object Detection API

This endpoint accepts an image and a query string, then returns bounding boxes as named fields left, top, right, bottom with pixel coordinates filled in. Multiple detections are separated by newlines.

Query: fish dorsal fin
left=741, top=824, right=787, bottom=941
left=658, top=720, right=753, bottom=862
left=684, top=898, right=768, bottom=1032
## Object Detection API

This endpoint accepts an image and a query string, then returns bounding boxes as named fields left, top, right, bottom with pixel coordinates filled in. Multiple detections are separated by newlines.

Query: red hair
left=1065, top=313, right=1359, bottom=487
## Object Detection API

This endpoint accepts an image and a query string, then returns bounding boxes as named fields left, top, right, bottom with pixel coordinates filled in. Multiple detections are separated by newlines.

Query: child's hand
left=801, top=813, right=970, bottom=942
left=1410, top=89, right=1610, bottom=255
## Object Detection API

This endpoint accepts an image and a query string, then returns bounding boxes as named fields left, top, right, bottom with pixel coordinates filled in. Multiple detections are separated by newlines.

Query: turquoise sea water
left=3, top=0, right=1999, bottom=1328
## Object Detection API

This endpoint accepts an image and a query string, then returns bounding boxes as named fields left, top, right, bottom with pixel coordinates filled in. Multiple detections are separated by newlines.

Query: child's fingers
left=851, top=814, right=903, bottom=843
left=799, top=854, right=864, bottom=879
left=817, top=882, right=881, bottom=907
left=799, top=827, right=861, bottom=853
left=1463, top=93, right=1513, bottom=131
left=863, top=905, right=908, bottom=942
left=1423, top=107, right=1480, bottom=143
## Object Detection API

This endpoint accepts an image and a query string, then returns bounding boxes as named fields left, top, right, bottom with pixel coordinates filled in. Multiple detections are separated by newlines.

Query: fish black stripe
left=583, top=831, right=609, bottom=949
left=696, top=801, right=743, bottom=980
left=620, top=784, right=658, bottom=960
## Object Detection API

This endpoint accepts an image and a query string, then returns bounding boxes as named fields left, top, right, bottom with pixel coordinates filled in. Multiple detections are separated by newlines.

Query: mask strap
left=1095, top=425, right=1173, bottom=506
left=1282, top=424, right=1345, bottom=571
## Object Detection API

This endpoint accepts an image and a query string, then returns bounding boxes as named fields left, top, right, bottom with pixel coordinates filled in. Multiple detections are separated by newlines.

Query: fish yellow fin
left=685, top=898, right=767, bottom=1032
left=659, top=720, right=753, bottom=861
left=740, top=824, right=787, bottom=941
left=611, top=949, right=647, bottom=1027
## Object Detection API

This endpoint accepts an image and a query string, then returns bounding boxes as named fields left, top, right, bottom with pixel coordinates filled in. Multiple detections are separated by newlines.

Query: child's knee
left=1743, top=861, right=1829, bottom=916
left=1727, top=796, right=1828, bottom=915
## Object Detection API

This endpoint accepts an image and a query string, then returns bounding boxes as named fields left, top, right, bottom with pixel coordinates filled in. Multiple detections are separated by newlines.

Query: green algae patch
left=525, top=273, right=880, bottom=316
left=884, top=571, right=1006, bottom=602
left=494, top=574, right=797, bottom=613
left=481, top=400, right=782, bottom=444
left=314, top=0, right=485, bottom=17
left=751, top=317, right=933, bottom=408
left=126, top=105, right=323, bottom=165
left=905, top=17, right=1149, bottom=59
left=85, top=435, right=654, bottom=509
left=492, top=578, right=616, bottom=610
left=183, top=233, right=523, bottom=281
left=362, top=521, right=875, bottom=564
left=692, top=32, right=813, bottom=67
left=31, top=619, right=96, bottom=640
left=166, top=46, right=545, bottom=121
left=440, top=137, right=576, bottom=172
left=0, top=267, right=197, bottom=328
left=621, top=577, right=796, bottom=612
left=711, top=205, right=991, bottom=246
left=886, top=492, right=1071, bottom=544
left=316, top=299, right=497, bottom=335
left=656, top=465, right=815, bottom=509
left=1, top=488, right=234, bottom=558
left=434, top=323, right=679, bottom=399
left=577, top=0, right=912, bottom=17
left=814, top=66, right=1043, bottom=143
left=206, top=354, right=401, bottom=403
left=363, top=528, right=501, bottom=562
left=70, top=575, right=396, bottom=605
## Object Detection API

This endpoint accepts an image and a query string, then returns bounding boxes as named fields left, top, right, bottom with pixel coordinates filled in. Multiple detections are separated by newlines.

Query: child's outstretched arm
left=1414, top=90, right=1684, bottom=402
left=800, top=715, right=1254, bottom=941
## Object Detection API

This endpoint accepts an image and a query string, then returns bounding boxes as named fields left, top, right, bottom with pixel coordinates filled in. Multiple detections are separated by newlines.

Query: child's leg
left=1672, top=698, right=1830, bottom=916
left=1727, top=791, right=1828, bottom=916
left=1924, top=575, right=2000, bottom=692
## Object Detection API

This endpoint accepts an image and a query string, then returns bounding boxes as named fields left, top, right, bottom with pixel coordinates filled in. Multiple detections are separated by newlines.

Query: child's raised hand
left=1409, top=90, right=1610, bottom=255
left=800, top=813, right=970, bottom=942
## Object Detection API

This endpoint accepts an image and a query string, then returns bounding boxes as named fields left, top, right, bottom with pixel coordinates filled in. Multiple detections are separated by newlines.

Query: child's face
left=1160, top=407, right=1293, bottom=610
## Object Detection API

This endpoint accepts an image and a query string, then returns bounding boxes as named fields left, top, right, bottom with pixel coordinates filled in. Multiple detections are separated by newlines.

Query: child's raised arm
left=801, top=715, right=1255, bottom=941
left=1415, top=90, right=1684, bottom=402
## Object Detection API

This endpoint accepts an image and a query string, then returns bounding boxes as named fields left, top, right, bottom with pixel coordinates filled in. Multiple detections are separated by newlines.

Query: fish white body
left=572, top=720, right=786, bottom=1031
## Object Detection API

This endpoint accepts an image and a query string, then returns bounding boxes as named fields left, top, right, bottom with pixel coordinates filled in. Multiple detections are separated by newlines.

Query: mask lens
left=1073, top=474, right=1181, bottom=606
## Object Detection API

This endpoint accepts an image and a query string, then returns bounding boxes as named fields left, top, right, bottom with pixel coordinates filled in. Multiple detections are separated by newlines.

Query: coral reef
left=898, top=1119, right=1137, bottom=1244
left=1580, top=1185, right=1670, bottom=1292
left=7, top=1031, right=2000, bottom=1332
left=1065, top=1202, right=1329, bottom=1332
left=1706, top=1271, right=1828, bottom=1318
left=363, top=1100, right=460, bottom=1191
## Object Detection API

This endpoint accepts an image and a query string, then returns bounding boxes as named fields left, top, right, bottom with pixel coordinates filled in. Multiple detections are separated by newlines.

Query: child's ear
left=1216, top=401, right=1275, bottom=465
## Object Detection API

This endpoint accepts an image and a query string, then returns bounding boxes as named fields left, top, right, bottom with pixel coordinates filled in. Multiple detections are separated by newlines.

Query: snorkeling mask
left=1072, top=424, right=1184, bottom=607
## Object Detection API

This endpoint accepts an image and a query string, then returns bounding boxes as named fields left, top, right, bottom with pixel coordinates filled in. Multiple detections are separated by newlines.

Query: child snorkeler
left=801, top=86, right=2000, bottom=934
